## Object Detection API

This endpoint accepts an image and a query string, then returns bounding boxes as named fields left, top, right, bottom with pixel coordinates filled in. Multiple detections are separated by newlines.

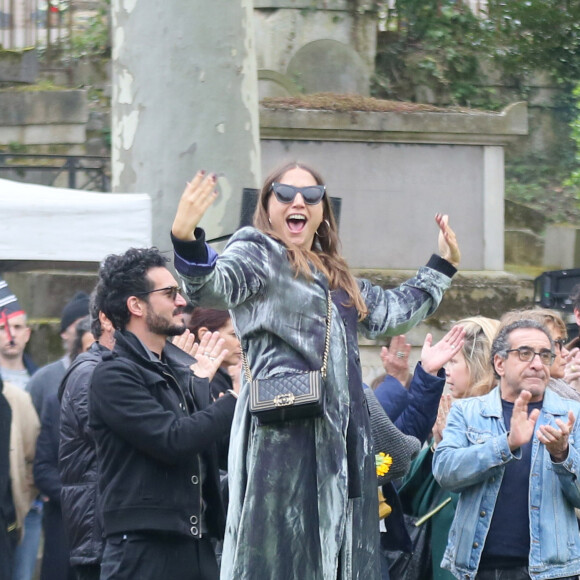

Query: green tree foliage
left=565, top=82, right=580, bottom=186
left=488, top=0, right=580, bottom=84
left=69, top=0, right=111, bottom=59
left=486, top=1, right=580, bottom=190
left=373, top=0, right=497, bottom=107
left=374, top=0, right=580, bottom=106
left=373, top=0, right=580, bottom=203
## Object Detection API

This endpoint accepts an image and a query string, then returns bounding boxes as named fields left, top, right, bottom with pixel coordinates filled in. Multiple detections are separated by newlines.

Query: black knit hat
left=0, top=276, right=25, bottom=321
left=60, top=291, right=90, bottom=333
left=0, top=276, right=27, bottom=346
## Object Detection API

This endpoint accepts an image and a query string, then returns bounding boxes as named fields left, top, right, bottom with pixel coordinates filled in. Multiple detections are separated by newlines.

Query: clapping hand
left=432, top=393, right=453, bottom=447
left=190, top=331, right=227, bottom=380
left=537, top=410, right=575, bottom=463
left=507, top=390, right=540, bottom=451
left=173, top=329, right=228, bottom=381
left=172, top=170, right=219, bottom=241
left=564, top=347, right=580, bottom=392
left=436, top=213, right=460, bottom=268
left=421, top=325, right=466, bottom=375
left=172, top=329, right=197, bottom=357
left=380, top=335, right=411, bottom=386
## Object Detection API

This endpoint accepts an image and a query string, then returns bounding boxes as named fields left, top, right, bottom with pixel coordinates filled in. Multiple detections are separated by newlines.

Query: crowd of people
left=0, top=161, right=580, bottom=580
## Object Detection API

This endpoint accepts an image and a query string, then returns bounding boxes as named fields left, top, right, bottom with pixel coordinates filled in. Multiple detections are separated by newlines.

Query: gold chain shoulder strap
left=320, top=290, right=332, bottom=379
left=241, top=290, right=333, bottom=382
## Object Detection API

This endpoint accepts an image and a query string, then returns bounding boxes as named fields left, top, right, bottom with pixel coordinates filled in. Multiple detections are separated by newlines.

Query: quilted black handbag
left=243, top=292, right=332, bottom=425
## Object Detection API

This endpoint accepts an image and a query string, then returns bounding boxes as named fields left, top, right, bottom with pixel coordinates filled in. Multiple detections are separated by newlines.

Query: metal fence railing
left=0, top=153, right=111, bottom=192
left=0, top=0, right=72, bottom=51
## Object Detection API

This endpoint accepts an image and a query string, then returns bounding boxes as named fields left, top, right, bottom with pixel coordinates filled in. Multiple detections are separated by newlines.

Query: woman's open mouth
left=287, top=214, right=306, bottom=233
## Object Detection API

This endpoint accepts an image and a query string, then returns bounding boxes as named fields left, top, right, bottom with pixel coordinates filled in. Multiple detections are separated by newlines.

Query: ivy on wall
left=373, top=0, right=580, bottom=218
left=373, top=1, right=498, bottom=108
left=68, top=0, right=111, bottom=59
left=374, top=0, right=580, bottom=105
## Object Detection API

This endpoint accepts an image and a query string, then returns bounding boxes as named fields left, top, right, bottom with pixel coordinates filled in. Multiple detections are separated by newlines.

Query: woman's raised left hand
left=436, top=213, right=460, bottom=268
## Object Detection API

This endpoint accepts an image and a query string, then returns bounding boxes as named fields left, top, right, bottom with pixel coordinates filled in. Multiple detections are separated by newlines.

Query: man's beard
left=145, top=308, right=186, bottom=337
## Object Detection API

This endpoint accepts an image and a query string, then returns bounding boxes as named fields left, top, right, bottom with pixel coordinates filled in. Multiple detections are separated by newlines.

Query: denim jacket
left=433, top=386, right=580, bottom=580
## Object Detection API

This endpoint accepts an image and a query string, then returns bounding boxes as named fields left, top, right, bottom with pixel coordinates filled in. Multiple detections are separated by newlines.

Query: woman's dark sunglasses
left=270, top=182, right=326, bottom=205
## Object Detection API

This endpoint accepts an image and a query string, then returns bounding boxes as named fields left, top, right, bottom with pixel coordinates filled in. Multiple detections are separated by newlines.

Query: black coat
left=210, top=367, right=233, bottom=401
left=33, top=391, right=75, bottom=580
left=89, top=330, right=236, bottom=539
left=58, top=342, right=106, bottom=566
left=0, top=377, right=16, bottom=580
left=34, top=393, right=62, bottom=504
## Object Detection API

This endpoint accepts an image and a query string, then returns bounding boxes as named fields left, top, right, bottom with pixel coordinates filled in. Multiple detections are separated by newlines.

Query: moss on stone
left=261, top=93, right=487, bottom=113
left=0, top=79, right=66, bottom=92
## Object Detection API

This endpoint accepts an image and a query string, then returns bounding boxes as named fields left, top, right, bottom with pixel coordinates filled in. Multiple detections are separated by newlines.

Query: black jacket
left=89, top=330, right=236, bottom=540
left=33, top=393, right=62, bottom=505
left=210, top=367, right=233, bottom=401
left=33, top=391, right=75, bottom=580
left=58, top=342, right=106, bottom=566
left=0, top=378, right=13, bottom=522
left=0, top=377, right=16, bottom=580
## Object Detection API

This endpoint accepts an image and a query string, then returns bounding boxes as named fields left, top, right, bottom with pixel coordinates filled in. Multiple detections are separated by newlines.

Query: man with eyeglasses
left=88, top=247, right=237, bottom=580
left=433, top=318, right=580, bottom=580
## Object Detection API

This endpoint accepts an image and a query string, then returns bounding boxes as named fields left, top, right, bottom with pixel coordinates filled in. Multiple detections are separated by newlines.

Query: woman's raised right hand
left=420, top=325, right=465, bottom=375
left=171, top=170, right=219, bottom=241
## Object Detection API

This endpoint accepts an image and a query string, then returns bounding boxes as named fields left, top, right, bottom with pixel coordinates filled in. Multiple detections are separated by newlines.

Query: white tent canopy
left=0, top=179, right=152, bottom=262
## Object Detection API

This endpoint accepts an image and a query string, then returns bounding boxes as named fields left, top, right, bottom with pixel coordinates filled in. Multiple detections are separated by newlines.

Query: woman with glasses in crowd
left=170, top=162, right=460, bottom=580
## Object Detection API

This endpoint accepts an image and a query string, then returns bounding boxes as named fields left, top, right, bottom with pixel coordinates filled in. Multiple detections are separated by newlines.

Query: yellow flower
left=376, top=452, right=393, bottom=477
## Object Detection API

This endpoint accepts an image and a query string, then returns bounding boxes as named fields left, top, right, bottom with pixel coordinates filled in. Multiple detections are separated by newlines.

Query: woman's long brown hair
left=253, top=162, right=368, bottom=319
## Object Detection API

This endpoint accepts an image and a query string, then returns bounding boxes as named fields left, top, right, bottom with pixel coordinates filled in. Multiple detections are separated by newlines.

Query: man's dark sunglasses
left=136, top=286, right=184, bottom=300
left=270, top=182, right=326, bottom=205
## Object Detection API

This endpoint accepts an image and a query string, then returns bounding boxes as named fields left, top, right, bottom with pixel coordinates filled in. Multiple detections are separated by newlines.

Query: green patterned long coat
left=174, top=227, right=453, bottom=580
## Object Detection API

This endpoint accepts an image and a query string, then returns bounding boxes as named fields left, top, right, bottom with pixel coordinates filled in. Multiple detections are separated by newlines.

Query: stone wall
left=261, top=102, right=527, bottom=271
left=0, top=90, right=525, bottom=272
left=0, top=87, right=110, bottom=187
left=255, top=0, right=377, bottom=98
left=251, top=2, right=568, bottom=166
left=0, top=89, right=88, bottom=148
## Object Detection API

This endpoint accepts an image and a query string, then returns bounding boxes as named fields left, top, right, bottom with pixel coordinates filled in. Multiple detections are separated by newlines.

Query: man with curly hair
left=89, top=247, right=237, bottom=580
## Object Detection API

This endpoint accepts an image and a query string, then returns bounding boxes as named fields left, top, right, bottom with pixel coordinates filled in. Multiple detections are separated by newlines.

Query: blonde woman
left=394, top=317, right=499, bottom=580
left=442, top=316, right=500, bottom=401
